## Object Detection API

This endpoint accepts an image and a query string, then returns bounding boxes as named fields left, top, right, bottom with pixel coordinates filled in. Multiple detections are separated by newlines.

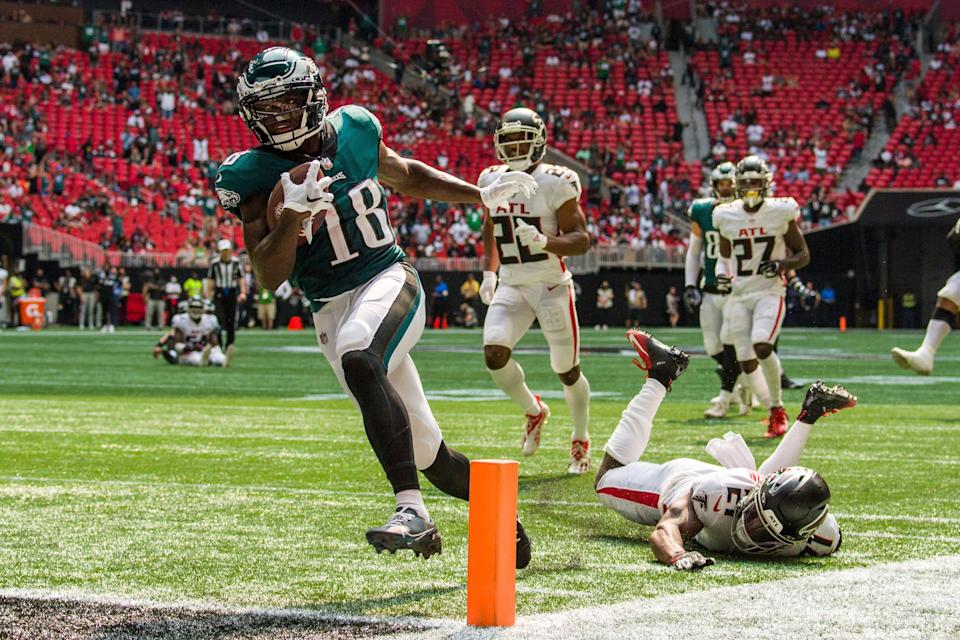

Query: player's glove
left=715, top=274, right=733, bottom=294
left=480, top=270, right=498, bottom=305
left=671, top=551, right=716, bottom=571
left=480, top=171, right=538, bottom=210
left=515, top=219, right=548, bottom=250
left=279, top=160, right=335, bottom=243
left=757, top=260, right=783, bottom=278
left=683, top=285, right=702, bottom=314
left=948, top=217, right=960, bottom=254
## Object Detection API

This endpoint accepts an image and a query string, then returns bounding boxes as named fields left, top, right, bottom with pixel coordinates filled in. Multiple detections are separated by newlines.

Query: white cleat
left=521, top=396, right=550, bottom=457
left=567, top=439, right=590, bottom=475
left=891, top=347, right=932, bottom=376
left=704, top=398, right=729, bottom=419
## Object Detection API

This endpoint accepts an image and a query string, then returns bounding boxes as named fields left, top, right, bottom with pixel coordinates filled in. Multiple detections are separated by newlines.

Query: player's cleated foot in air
left=765, top=406, right=789, bottom=438
left=797, top=381, right=858, bottom=423
left=225, top=344, right=235, bottom=368
left=704, top=397, right=729, bottom=419
left=890, top=347, right=932, bottom=376
left=567, top=438, right=591, bottom=475
left=781, top=373, right=803, bottom=390
left=626, top=329, right=689, bottom=390
left=516, top=520, right=532, bottom=569
left=366, top=508, right=442, bottom=559
left=521, top=396, right=549, bottom=456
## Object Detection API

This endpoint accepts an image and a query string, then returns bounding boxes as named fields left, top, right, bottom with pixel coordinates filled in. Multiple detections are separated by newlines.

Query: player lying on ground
left=478, top=108, right=593, bottom=474
left=594, top=330, right=857, bottom=569
left=714, top=155, right=811, bottom=438
left=217, top=47, right=534, bottom=562
left=153, top=296, right=234, bottom=367
left=891, top=218, right=960, bottom=375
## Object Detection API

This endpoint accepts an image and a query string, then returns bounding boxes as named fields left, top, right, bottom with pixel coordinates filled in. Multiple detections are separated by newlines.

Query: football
left=265, top=161, right=325, bottom=246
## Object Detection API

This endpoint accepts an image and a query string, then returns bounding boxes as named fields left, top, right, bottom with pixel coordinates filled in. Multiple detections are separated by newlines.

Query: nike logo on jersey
left=547, top=285, right=560, bottom=291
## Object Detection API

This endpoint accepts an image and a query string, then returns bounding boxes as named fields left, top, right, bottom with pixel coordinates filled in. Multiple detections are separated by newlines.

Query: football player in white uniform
left=713, top=156, right=811, bottom=438
left=153, top=296, right=233, bottom=367
left=594, top=330, right=856, bottom=569
left=478, top=108, right=593, bottom=474
left=891, top=218, right=960, bottom=375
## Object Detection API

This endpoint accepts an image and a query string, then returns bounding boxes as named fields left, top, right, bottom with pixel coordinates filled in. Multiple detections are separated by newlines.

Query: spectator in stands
left=596, top=281, right=614, bottom=330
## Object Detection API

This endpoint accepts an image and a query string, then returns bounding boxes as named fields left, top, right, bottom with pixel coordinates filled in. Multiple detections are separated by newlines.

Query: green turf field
left=0, top=326, right=958, bottom=619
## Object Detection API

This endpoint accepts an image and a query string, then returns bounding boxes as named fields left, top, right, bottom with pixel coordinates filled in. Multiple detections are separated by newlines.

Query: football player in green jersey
left=685, top=162, right=742, bottom=419
left=218, top=47, right=537, bottom=562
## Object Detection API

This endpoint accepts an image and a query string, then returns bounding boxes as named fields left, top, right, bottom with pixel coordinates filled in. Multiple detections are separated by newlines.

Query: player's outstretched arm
left=378, top=142, right=483, bottom=203
left=649, top=490, right=709, bottom=568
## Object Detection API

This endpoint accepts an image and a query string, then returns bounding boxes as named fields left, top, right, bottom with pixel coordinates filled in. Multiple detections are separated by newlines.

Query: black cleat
left=366, top=508, right=442, bottom=559
left=516, top=520, right=531, bottom=569
left=626, top=329, right=689, bottom=390
left=797, top=381, right=857, bottom=423
left=781, top=373, right=804, bottom=390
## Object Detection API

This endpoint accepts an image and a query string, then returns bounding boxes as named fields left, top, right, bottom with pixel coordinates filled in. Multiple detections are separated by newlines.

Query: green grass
left=0, top=326, right=958, bottom=618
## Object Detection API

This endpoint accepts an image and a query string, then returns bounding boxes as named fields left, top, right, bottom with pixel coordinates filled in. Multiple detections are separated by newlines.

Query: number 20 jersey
left=712, top=197, right=800, bottom=298
left=478, top=163, right=581, bottom=287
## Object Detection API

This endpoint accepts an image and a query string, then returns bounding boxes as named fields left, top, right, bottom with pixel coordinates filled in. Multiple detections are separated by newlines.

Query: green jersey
left=216, top=105, right=405, bottom=310
left=687, top=197, right=723, bottom=290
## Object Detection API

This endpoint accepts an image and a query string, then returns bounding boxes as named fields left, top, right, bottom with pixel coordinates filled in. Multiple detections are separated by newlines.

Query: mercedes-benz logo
left=906, top=197, right=960, bottom=218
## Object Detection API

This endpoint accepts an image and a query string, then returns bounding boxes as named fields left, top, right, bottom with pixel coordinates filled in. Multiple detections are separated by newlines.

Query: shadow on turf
left=0, top=596, right=450, bottom=640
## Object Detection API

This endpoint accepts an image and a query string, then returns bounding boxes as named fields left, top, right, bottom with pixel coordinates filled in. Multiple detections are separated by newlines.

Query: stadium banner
left=856, top=189, right=960, bottom=227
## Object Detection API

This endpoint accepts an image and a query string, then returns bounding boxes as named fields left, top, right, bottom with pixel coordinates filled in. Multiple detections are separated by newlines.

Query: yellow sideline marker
left=466, top=459, right=518, bottom=627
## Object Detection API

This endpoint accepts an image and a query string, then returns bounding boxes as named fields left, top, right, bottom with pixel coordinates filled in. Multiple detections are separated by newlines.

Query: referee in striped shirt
left=206, top=239, right=247, bottom=348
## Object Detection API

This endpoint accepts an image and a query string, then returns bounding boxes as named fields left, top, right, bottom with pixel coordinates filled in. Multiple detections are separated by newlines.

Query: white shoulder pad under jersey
left=478, top=163, right=578, bottom=287
left=690, top=467, right=763, bottom=553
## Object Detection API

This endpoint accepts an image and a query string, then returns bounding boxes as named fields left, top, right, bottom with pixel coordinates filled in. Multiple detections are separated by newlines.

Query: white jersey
left=712, top=197, right=800, bottom=298
left=172, top=313, right=219, bottom=350
left=688, top=467, right=764, bottom=552
left=478, top=163, right=581, bottom=287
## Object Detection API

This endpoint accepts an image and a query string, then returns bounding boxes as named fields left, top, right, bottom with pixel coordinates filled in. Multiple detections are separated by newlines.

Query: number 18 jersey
left=478, top=163, right=581, bottom=287
left=712, top=197, right=800, bottom=298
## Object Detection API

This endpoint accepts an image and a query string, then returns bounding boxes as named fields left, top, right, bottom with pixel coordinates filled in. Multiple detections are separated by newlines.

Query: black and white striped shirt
left=208, top=257, right=242, bottom=291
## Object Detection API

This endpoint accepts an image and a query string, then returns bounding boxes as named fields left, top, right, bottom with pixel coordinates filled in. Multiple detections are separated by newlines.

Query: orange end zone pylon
left=466, top=459, right=518, bottom=627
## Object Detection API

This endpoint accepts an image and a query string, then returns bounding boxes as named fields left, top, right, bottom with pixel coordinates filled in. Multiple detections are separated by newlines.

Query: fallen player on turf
left=594, top=330, right=857, bottom=570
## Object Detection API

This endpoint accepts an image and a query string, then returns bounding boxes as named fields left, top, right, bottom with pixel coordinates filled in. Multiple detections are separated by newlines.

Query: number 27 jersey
left=712, top=197, right=800, bottom=298
left=478, top=163, right=581, bottom=287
